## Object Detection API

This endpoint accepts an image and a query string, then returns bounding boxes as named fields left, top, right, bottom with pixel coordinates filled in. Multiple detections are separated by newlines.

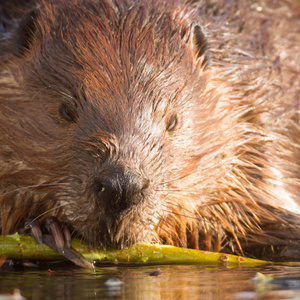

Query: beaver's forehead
left=36, top=0, right=198, bottom=77
left=28, top=1, right=206, bottom=114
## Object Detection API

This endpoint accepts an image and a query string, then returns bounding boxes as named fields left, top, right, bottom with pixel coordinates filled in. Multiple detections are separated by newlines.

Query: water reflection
left=1, top=263, right=300, bottom=299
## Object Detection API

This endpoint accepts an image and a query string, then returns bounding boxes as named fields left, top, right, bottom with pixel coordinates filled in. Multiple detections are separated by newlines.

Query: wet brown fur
left=0, top=0, right=299, bottom=261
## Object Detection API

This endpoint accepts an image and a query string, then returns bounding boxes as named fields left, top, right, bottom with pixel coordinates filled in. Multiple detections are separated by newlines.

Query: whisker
left=27, top=202, right=75, bottom=225
left=164, top=201, right=199, bottom=215
left=0, top=190, right=73, bottom=218
left=58, top=91, right=75, bottom=100
left=155, top=189, right=201, bottom=194
left=161, top=207, right=200, bottom=222
left=0, top=182, right=70, bottom=198
left=70, top=228, right=78, bottom=239
left=159, top=169, right=200, bottom=185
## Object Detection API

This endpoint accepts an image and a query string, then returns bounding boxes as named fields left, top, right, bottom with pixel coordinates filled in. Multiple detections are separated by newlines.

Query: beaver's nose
left=94, top=170, right=150, bottom=216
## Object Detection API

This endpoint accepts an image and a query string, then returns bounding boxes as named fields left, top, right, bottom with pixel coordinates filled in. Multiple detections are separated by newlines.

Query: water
left=1, top=262, right=300, bottom=299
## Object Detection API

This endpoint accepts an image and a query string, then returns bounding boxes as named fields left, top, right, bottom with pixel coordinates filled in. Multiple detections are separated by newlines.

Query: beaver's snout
left=94, top=165, right=150, bottom=217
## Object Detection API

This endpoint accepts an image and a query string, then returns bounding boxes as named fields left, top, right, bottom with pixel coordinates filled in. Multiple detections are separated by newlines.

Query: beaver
left=0, top=0, right=299, bottom=263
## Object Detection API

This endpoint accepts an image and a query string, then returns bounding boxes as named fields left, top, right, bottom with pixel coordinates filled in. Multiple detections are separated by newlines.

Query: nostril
left=96, top=181, right=106, bottom=198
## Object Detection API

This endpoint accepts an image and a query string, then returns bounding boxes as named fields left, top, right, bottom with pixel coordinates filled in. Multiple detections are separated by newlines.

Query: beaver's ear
left=190, top=23, right=210, bottom=70
left=14, top=9, right=38, bottom=57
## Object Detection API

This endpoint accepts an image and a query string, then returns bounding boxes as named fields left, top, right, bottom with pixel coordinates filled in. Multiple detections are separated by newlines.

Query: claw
left=62, top=224, right=72, bottom=248
left=42, top=235, right=94, bottom=268
left=24, top=216, right=93, bottom=268
left=24, top=218, right=43, bottom=244
left=43, top=217, right=65, bottom=255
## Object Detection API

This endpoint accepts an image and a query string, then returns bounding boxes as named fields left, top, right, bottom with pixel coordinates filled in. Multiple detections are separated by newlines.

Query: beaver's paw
left=24, top=217, right=93, bottom=268
left=24, top=216, right=71, bottom=255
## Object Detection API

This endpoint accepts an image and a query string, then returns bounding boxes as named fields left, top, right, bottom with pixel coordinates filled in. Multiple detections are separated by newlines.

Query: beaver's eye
left=59, top=103, right=77, bottom=123
left=166, top=114, right=178, bottom=132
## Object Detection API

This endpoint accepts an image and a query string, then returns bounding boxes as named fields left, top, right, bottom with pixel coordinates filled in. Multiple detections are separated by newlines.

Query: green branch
left=0, top=233, right=275, bottom=268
